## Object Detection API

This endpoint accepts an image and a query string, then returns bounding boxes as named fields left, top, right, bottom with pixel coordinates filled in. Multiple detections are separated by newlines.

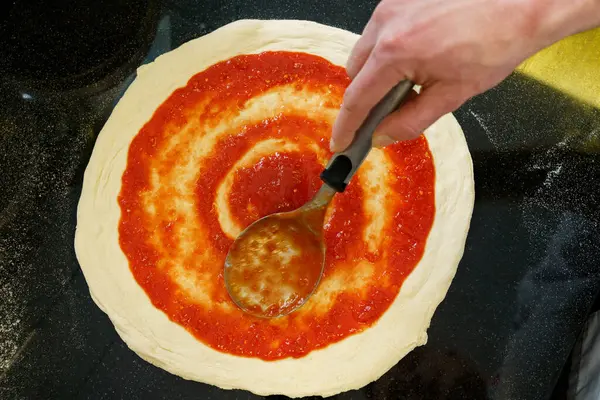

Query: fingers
left=330, top=50, right=403, bottom=152
left=346, top=20, right=378, bottom=79
left=373, top=83, right=467, bottom=146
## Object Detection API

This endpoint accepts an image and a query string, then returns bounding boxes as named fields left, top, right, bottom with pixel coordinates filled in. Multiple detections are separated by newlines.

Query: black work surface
left=1, top=1, right=599, bottom=399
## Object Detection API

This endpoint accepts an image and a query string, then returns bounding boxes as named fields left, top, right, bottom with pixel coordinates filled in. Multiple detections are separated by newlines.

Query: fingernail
left=372, top=135, right=397, bottom=148
left=329, top=138, right=337, bottom=152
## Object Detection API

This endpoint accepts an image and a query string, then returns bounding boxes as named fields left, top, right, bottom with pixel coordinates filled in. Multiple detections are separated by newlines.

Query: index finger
left=330, top=50, right=405, bottom=152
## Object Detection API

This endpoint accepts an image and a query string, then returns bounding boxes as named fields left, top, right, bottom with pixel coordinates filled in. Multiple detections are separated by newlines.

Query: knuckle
left=376, top=34, right=402, bottom=58
left=373, top=33, right=412, bottom=76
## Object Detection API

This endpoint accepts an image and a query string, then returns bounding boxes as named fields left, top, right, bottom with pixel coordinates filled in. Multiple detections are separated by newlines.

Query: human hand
left=330, top=0, right=600, bottom=151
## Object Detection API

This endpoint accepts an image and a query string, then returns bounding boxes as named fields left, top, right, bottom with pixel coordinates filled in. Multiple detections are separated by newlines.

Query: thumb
left=373, top=83, right=467, bottom=146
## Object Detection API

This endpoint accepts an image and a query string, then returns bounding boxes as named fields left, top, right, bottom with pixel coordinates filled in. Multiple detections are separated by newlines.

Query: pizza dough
left=75, top=19, right=474, bottom=397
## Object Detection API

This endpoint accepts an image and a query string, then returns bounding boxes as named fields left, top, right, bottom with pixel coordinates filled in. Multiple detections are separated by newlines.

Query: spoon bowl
left=224, top=185, right=334, bottom=318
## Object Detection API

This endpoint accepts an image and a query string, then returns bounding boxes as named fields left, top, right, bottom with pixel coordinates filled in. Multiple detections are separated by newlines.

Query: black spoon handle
left=321, top=80, right=414, bottom=192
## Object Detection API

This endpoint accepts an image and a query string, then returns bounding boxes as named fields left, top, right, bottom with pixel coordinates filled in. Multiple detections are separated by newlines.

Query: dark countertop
left=1, top=1, right=599, bottom=399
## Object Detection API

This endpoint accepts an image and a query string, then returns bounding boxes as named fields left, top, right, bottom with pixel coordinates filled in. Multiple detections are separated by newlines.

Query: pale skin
left=330, top=0, right=600, bottom=151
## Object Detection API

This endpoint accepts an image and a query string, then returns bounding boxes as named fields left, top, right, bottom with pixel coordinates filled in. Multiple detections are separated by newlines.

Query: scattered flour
left=469, top=109, right=498, bottom=147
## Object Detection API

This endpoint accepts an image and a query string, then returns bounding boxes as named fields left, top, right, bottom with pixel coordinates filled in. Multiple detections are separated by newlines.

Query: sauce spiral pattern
left=118, top=51, right=435, bottom=360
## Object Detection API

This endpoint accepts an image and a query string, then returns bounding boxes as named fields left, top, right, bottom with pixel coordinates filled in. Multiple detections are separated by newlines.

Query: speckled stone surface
left=1, top=1, right=599, bottom=399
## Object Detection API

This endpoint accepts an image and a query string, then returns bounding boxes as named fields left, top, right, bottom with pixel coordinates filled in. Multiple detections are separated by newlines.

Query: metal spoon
left=224, top=80, right=414, bottom=318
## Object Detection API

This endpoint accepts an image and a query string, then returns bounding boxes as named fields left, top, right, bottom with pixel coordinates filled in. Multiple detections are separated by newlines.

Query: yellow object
left=518, top=27, right=600, bottom=108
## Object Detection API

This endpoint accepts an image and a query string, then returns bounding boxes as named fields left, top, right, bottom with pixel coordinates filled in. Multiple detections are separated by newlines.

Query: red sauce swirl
left=118, top=51, right=435, bottom=360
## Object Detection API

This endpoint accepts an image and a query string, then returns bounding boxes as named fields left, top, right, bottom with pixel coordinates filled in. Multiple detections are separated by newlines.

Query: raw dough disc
left=75, top=19, right=474, bottom=398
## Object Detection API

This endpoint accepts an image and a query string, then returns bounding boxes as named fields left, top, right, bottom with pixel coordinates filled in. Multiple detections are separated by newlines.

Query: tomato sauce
left=118, top=51, right=435, bottom=360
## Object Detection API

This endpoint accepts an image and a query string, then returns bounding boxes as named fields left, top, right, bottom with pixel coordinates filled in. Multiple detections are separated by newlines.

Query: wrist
left=528, top=0, right=600, bottom=44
